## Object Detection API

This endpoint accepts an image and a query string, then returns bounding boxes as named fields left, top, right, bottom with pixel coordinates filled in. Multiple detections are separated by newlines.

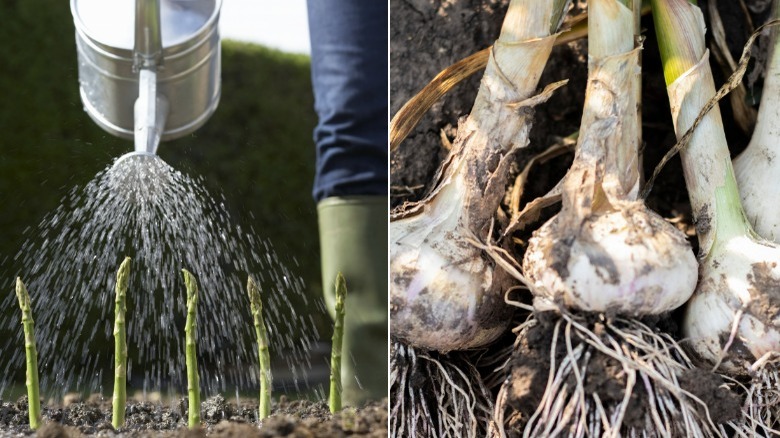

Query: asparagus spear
left=15, top=278, right=41, bottom=430
left=182, top=269, right=201, bottom=428
left=247, top=276, right=271, bottom=420
left=328, top=273, right=347, bottom=413
left=112, top=257, right=131, bottom=429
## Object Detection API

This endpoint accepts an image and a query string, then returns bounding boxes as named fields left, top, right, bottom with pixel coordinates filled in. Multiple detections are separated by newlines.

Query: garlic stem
left=653, top=0, right=748, bottom=254
left=652, top=0, right=703, bottom=86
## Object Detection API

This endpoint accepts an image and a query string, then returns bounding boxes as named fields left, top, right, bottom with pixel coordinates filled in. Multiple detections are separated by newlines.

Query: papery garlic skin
left=524, top=203, right=698, bottom=316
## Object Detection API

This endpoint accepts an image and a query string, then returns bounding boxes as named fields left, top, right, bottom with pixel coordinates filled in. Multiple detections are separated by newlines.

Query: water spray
left=70, top=0, right=222, bottom=164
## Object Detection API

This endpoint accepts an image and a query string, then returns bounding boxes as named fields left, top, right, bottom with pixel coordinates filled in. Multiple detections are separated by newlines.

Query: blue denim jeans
left=307, top=0, right=388, bottom=202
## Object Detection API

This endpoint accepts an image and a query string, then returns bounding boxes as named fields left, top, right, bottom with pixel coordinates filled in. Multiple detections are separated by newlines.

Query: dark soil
left=678, top=368, right=743, bottom=423
left=0, top=395, right=387, bottom=437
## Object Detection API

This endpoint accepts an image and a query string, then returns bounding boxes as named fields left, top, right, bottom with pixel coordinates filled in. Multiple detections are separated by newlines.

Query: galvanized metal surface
left=71, top=0, right=222, bottom=141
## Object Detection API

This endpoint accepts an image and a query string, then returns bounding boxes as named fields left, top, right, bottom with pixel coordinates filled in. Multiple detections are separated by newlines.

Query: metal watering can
left=71, top=0, right=222, bottom=159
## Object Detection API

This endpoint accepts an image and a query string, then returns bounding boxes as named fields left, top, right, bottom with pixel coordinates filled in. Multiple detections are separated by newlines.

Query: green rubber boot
left=318, top=196, right=388, bottom=405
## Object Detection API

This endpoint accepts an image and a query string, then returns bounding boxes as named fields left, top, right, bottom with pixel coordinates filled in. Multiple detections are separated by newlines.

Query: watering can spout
left=134, top=69, right=168, bottom=157
left=114, top=69, right=168, bottom=166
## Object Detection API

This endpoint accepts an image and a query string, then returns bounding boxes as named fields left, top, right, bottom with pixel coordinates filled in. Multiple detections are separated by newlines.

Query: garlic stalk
left=522, top=0, right=698, bottom=316
left=654, top=0, right=780, bottom=373
left=390, top=0, right=570, bottom=352
left=733, top=0, right=780, bottom=242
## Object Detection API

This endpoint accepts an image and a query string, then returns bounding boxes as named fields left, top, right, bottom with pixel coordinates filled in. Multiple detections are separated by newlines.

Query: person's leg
left=308, top=1, right=387, bottom=200
left=306, top=0, right=388, bottom=405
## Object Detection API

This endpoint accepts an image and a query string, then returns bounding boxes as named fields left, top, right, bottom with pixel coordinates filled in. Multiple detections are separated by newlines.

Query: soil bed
left=0, top=396, right=388, bottom=437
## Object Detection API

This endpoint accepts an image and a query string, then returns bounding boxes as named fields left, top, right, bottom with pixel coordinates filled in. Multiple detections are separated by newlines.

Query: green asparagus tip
left=116, top=257, right=131, bottom=293
left=247, top=276, right=261, bottom=312
left=118, top=256, right=131, bottom=274
left=335, top=273, right=347, bottom=309
left=182, top=269, right=199, bottom=304
left=15, top=277, right=28, bottom=309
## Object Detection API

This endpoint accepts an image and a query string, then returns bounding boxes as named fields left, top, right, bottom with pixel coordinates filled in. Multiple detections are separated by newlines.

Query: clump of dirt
left=678, top=368, right=743, bottom=423
left=747, top=262, right=780, bottom=322
left=0, top=395, right=388, bottom=437
left=507, top=317, right=649, bottom=430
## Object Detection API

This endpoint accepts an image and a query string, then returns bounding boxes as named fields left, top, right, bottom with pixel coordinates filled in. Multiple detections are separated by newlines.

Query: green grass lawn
left=0, top=1, right=325, bottom=340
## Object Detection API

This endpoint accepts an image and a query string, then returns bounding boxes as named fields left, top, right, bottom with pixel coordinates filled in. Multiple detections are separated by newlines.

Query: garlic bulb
left=684, top=228, right=780, bottom=371
left=524, top=204, right=698, bottom=316
left=523, top=0, right=698, bottom=316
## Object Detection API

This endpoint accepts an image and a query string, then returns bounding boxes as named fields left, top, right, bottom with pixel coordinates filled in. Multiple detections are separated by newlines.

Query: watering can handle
left=134, top=0, right=163, bottom=69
